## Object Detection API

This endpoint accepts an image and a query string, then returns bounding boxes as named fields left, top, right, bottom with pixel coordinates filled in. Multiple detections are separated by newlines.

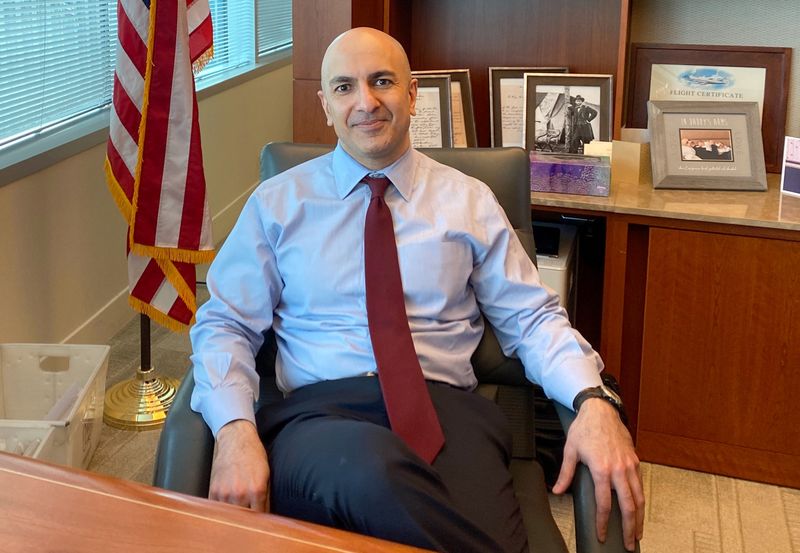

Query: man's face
left=575, top=98, right=584, bottom=106
left=318, top=30, right=418, bottom=170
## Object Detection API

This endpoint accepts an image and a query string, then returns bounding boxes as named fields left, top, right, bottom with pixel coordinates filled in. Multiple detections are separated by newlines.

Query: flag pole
left=103, top=314, right=179, bottom=430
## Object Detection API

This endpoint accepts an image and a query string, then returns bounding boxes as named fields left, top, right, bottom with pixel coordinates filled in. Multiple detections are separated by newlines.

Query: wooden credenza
left=535, top=174, right=800, bottom=489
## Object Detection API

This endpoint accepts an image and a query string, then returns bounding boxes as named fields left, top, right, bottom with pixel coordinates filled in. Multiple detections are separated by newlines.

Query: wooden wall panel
left=292, top=0, right=387, bottom=142
left=638, top=228, right=800, bottom=470
left=293, top=0, right=353, bottom=80
left=408, top=0, right=624, bottom=146
left=293, top=80, right=337, bottom=144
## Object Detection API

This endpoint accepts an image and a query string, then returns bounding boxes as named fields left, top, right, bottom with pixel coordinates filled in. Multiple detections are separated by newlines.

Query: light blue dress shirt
left=190, top=145, right=603, bottom=436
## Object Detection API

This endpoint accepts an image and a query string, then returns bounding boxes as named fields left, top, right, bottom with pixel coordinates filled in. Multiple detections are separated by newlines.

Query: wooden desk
left=533, top=174, right=800, bottom=489
left=0, top=452, right=428, bottom=553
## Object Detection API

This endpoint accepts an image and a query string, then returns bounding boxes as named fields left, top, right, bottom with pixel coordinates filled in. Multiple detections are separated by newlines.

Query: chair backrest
left=257, top=142, right=535, bottom=388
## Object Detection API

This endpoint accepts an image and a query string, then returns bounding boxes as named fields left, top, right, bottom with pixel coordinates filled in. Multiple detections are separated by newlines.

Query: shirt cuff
left=192, top=385, right=256, bottom=438
left=546, top=358, right=603, bottom=412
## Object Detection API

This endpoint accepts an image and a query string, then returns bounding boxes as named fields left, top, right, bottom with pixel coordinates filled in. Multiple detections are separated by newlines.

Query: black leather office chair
left=153, top=143, right=637, bottom=553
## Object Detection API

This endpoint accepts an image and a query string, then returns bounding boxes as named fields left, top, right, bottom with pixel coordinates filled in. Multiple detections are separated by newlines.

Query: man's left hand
left=551, top=398, right=645, bottom=551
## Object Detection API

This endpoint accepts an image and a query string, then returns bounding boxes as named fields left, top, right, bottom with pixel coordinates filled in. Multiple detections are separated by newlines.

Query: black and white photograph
left=522, top=73, right=613, bottom=155
left=532, top=85, right=601, bottom=154
left=679, top=129, right=734, bottom=162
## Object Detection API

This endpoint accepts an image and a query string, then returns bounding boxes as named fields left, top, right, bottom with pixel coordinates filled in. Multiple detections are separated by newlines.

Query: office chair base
left=104, top=366, right=179, bottom=430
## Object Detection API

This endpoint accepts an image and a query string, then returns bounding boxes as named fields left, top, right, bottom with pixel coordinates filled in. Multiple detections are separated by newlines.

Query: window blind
left=0, top=0, right=117, bottom=148
left=0, top=0, right=290, bottom=154
left=195, top=0, right=254, bottom=86
left=255, top=0, right=292, bottom=59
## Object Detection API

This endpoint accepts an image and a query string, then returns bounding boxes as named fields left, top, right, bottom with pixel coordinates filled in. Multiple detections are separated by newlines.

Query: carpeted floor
left=87, top=286, right=800, bottom=553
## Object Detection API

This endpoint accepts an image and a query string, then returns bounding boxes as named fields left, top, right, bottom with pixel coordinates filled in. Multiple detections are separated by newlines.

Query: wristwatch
left=573, top=384, right=628, bottom=425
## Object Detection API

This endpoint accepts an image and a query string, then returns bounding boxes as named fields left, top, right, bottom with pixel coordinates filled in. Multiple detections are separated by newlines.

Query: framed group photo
left=522, top=73, right=613, bottom=155
left=625, top=43, right=791, bottom=172
left=413, top=69, right=477, bottom=148
left=648, top=100, right=767, bottom=191
left=409, top=74, right=453, bottom=149
left=488, top=66, right=569, bottom=147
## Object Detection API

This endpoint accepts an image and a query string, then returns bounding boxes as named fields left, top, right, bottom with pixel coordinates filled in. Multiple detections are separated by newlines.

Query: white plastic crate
left=0, top=344, right=110, bottom=469
left=0, top=425, right=58, bottom=462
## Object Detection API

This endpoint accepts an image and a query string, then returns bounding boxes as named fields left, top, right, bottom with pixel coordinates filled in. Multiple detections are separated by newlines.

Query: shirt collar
left=332, top=143, right=417, bottom=201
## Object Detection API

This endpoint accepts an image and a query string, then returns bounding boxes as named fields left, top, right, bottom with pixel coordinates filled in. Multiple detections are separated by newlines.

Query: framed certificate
left=626, top=43, right=791, bottom=172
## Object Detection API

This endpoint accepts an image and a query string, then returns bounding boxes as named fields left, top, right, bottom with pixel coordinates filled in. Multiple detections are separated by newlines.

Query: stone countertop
left=531, top=173, right=800, bottom=232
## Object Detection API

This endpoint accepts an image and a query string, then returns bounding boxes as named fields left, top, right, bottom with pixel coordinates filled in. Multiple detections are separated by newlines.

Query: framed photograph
left=488, top=67, right=569, bottom=147
left=413, top=69, right=477, bottom=147
left=781, top=136, right=800, bottom=197
left=625, top=43, right=791, bottom=172
left=522, top=73, right=613, bottom=154
left=648, top=101, right=766, bottom=191
left=409, top=74, right=453, bottom=148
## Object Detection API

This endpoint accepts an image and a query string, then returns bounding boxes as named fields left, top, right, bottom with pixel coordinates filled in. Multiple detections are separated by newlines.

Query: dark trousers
left=256, top=377, right=529, bottom=553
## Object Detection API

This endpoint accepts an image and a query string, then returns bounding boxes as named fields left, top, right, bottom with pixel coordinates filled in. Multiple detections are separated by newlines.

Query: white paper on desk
left=450, top=81, right=467, bottom=148
left=499, top=78, right=524, bottom=147
left=410, top=86, right=443, bottom=148
left=584, top=141, right=613, bottom=160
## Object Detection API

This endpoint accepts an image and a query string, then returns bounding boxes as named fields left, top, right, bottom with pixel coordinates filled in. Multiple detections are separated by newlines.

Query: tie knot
left=364, top=175, right=390, bottom=198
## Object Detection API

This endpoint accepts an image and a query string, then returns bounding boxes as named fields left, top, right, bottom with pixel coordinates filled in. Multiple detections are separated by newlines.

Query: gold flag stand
left=104, top=314, right=179, bottom=430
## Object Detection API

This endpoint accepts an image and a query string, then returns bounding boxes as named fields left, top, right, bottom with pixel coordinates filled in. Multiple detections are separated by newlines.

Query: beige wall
left=0, top=64, right=293, bottom=345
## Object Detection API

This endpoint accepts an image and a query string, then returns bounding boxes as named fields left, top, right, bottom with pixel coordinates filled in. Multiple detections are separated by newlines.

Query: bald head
left=320, top=27, right=412, bottom=86
left=317, top=27, right=418, bottom=170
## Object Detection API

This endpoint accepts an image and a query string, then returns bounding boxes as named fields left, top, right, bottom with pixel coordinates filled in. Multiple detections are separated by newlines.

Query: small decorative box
left=529, top=152, right=611, bottom=197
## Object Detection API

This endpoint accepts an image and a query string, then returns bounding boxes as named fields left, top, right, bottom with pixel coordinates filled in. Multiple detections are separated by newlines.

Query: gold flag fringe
left=103, top=158, right=134, bottom=222
left=192, top=45, right=214, bottom=75
left=129, top=296, right=193, bottom=333
left=130, top=242, right=216, bottom=265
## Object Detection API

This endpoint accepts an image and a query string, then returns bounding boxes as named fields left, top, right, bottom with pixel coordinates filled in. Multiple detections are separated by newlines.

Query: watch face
left=600, top=384, right=622, bottom=406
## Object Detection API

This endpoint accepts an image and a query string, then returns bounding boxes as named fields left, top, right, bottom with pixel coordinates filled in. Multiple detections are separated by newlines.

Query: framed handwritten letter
left=626, top=43, right=790, bottom=172
left=648, top=101, right=766, bottom=190
left=413, top=69, right=476, bottom=147
left=488, top=67, right=568, bottom=147
left=409, top=75, right=453, bottom=148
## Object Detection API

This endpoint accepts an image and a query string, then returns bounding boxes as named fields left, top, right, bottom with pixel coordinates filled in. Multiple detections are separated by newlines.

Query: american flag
left=104, top=0, right=215, bottom=331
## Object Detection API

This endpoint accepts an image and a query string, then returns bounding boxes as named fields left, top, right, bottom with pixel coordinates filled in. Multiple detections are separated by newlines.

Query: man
left=568, top=95, right=598, bottom=153
left=190, top=27, right=643, bottom=552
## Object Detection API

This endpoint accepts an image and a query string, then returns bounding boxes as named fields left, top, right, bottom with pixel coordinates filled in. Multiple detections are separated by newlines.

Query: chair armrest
left=152, top=371, right=214, bottom=497
left=554, top=403, right=640, bottom=553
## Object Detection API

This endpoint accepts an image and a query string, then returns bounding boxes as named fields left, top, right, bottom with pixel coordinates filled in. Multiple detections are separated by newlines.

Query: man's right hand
left=209, top=419, right=270, bottom=512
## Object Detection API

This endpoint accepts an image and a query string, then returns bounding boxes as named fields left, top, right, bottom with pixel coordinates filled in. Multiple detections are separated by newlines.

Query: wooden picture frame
left=413, top=69, right=477, bottom=147
left=409, top=74, right=453, bottom=148
left=522, top=73, right=613, bottom=154
left=488, top=67, right=569, bottom=147
left=625, top=43, right=791, bottom=173
left=648, top=101, right=767, bottom=191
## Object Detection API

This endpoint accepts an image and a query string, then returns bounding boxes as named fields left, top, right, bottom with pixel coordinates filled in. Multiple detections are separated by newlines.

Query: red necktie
left=363, top=174, right=445, bottom=464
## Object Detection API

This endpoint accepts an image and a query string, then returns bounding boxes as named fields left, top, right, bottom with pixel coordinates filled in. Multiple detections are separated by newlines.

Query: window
left=256, top=0, right=292, bottom=59
left=0, top=1, right=117, bottom=149
left=0, top=0, right=292, bottom=173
